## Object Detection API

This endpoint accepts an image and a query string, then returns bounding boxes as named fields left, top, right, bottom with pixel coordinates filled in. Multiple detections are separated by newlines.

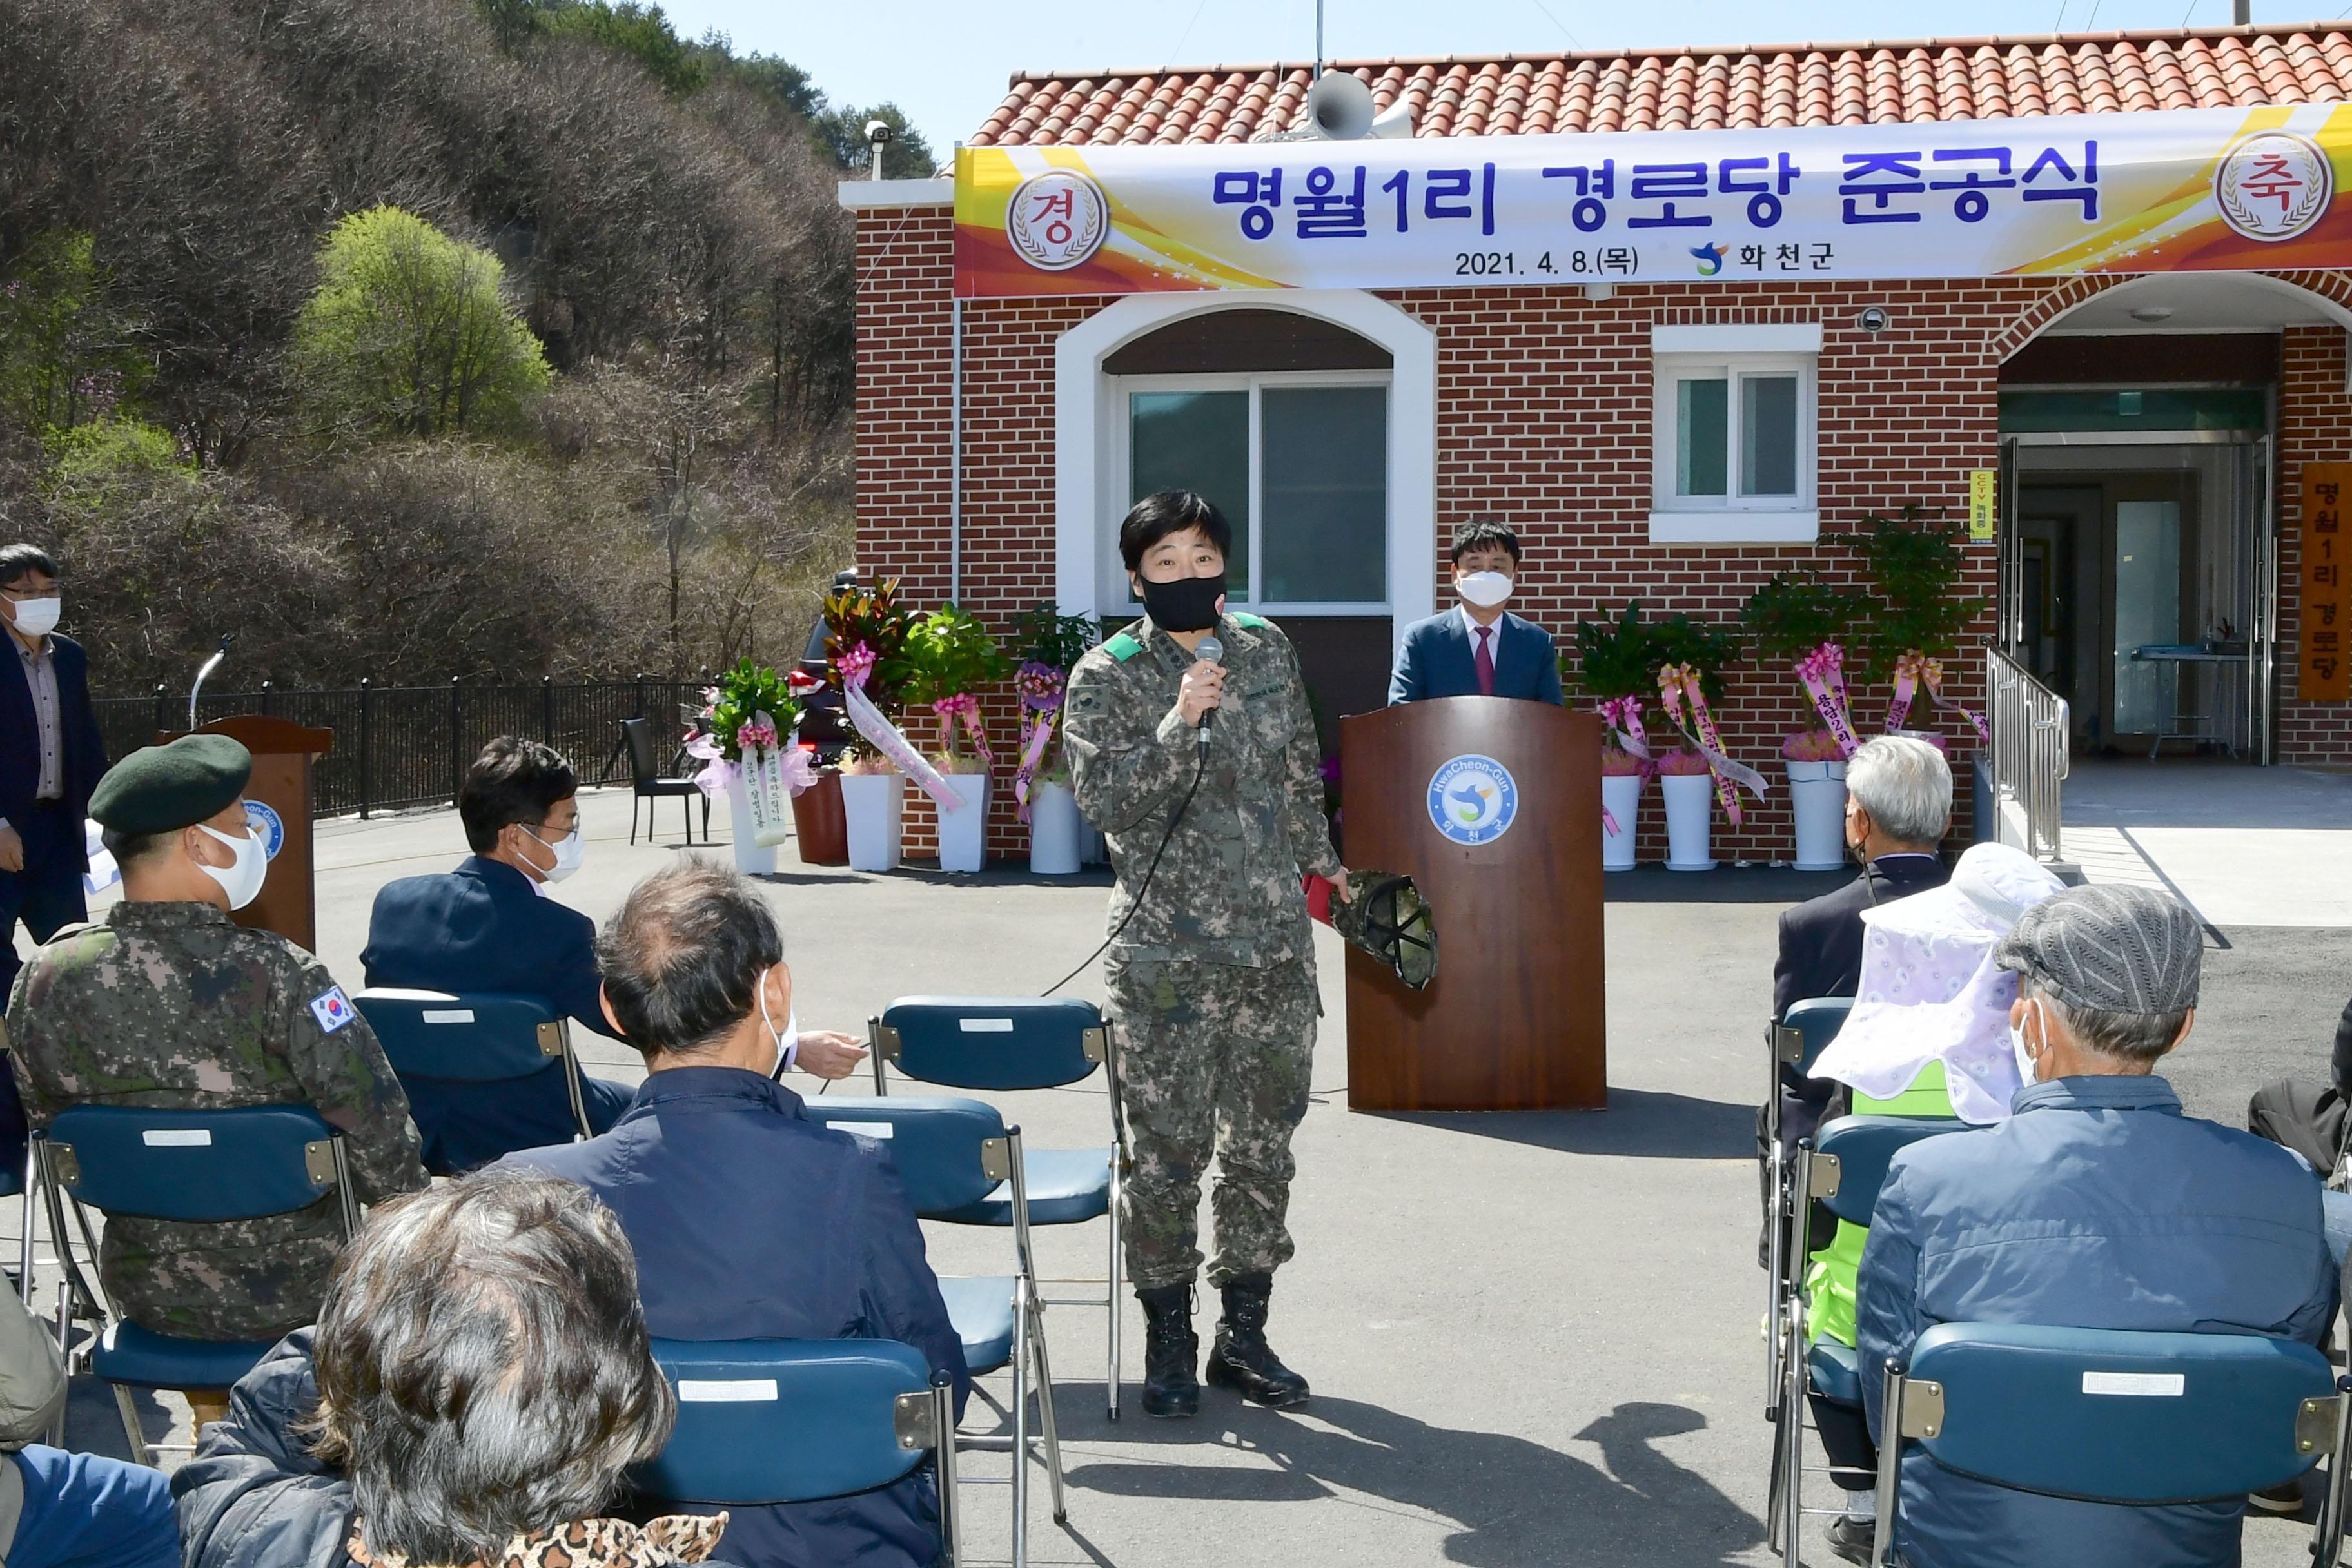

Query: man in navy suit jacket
left=1387, top=519, right=1564, bottom=706
left=0, top=545, right=109, bottom=1171
left=362, top=737, right=636, bottom=1171
left=504, top=859, right=966, bottom=1568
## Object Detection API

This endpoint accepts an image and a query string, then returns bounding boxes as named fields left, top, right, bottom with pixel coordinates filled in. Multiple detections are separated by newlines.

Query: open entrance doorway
left=2005, top=433, right=2268, bottom=759
left=1992, top=273, right=2345, bottom=766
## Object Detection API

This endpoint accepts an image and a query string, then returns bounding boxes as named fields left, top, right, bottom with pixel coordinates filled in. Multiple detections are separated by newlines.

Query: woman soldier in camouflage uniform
left=1063, top=490, right=1351, bottom=1419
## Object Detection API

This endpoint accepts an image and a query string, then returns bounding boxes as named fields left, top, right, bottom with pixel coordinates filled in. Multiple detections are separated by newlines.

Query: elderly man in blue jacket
left=1856, top=884, right=2336, bottom=1568
left=503, top=858, right=966, bottom=1568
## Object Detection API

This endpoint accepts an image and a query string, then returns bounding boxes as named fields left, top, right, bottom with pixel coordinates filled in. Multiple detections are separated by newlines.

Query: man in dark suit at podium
left=1387, top=519, right=1563, bottom=707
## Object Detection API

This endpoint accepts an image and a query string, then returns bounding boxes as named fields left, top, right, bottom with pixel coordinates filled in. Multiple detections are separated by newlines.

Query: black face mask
left=1136, top=571, right=1227, bottom=633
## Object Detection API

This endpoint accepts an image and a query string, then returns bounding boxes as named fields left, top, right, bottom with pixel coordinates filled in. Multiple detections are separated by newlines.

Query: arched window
left=1102, top=309, right=1394, bottom=616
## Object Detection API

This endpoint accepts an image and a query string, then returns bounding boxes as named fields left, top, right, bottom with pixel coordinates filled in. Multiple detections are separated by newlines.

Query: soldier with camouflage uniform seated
left=5, top=734, right=427, bottom=1429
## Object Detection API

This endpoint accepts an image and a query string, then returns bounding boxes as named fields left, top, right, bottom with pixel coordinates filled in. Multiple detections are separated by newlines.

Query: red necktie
left=1474, top=626, right=1496, bottom=696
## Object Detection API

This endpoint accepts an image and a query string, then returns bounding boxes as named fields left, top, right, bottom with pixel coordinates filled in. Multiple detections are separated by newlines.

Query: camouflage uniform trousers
left=1106, top=952, right=1320, bottom=1292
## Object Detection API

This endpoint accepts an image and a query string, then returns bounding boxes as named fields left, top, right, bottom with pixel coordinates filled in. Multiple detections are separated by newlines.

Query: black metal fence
left=92, top=678, right=710, bottom=819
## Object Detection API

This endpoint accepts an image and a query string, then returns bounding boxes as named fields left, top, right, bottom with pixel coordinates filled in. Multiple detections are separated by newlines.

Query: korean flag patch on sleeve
left=309, top=986, right=357, bottom=1035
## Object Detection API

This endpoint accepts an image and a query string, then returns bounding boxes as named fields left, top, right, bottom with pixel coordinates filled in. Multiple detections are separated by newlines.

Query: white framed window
left=1649, top=324, right=1819, bottom=544
left=1105, top=370, right=1391, bottom=615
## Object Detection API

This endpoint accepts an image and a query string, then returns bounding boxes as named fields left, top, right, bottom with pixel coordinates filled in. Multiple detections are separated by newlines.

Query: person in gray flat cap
left=1843, top=885, right=2336, bottom=1568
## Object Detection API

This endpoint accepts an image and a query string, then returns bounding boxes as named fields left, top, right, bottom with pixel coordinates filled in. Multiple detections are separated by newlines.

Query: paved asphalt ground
left=15, top=783, right=2347, bottom=1565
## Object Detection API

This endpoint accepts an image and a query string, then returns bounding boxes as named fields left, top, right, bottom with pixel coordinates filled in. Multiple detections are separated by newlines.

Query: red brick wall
left=855, top=203, right=2351, bottom=863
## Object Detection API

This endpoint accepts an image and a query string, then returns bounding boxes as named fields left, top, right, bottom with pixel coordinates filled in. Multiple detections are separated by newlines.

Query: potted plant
left=823, top=576, right=917, bottom=872
left=1568, top=602, right=1660, bottom=872
left=905, top=605, right=1011, bottom=874
left=1652, top=745, right=1720, bottom=871
left=1010, top=605, right=1098, bottom=875
left=783, top=666, right=848, bottom=865
left=685, top=660, right=807, bottom=877
left=1743, top=572, right=1874, bottom=870
left=1650, top=613, right=1758, bottom=873
left=1852, top=505, right=1991, bottom=754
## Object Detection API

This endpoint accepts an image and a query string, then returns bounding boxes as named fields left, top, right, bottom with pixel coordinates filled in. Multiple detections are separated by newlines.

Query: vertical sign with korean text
left=2299, top=463, right=2352, bottom=703
left=1968, top=471, right=1998, bottom=543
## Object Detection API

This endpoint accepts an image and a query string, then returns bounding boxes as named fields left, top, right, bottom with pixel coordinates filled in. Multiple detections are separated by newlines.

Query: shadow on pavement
left=1605, top=865, right=1850, bottom=905
left=1063, top=1394, right=1761, bottom=1566
left=1375, top=1090, right=1752, bottom=1160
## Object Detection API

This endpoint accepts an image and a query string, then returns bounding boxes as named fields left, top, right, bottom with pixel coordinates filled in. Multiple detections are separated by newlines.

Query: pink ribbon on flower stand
left=1656, top=662, right=1770, bottom=827
left=1012, top=662, right=1066, bottom=824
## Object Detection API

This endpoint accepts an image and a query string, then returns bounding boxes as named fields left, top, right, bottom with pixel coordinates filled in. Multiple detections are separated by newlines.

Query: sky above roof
left=656, top=1, right=2308, bottom=159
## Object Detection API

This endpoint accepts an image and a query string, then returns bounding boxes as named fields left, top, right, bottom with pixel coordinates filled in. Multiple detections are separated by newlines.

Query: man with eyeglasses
left=364, top=738, right=865, bottom=1171
left=359, top=737, right=639, bottom=1170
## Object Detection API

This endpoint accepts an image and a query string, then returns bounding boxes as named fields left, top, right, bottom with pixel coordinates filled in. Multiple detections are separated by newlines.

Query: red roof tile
left=970, top=24, right=2352, bottom=147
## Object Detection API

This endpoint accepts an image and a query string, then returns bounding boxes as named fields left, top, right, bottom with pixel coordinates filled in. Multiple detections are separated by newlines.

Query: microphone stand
left=188, top=634, right=233, bottom=730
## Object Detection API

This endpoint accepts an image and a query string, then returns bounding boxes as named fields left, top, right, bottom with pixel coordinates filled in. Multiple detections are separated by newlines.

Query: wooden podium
left=159, top=716, right=333, bottom=952
left=1338, top=698, right=1605, bottom=1112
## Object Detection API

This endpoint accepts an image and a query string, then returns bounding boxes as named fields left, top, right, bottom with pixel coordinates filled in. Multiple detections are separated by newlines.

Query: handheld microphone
left=1193, top=634, right=1224, bottom=749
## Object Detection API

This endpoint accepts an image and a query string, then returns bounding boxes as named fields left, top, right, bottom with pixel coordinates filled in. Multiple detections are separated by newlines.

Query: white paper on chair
left=2081, top=1371, right=2184, bottom=1396
left=678, top=1379, right=779, bottom=1402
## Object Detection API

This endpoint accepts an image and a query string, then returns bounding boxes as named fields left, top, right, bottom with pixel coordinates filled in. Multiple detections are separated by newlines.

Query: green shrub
left=291, top=206, right=550, bottom=439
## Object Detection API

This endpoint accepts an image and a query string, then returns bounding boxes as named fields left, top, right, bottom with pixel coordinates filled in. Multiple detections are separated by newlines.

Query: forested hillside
left=0, top=0, right=927, bottom=693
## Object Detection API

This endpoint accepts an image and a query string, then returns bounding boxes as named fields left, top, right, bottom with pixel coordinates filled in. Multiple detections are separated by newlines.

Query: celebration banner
left=957, top=103, right=2352, bottom=297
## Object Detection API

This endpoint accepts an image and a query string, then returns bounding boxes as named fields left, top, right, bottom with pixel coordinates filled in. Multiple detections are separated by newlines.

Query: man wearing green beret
left=6, top=735, right=427, bottom=1423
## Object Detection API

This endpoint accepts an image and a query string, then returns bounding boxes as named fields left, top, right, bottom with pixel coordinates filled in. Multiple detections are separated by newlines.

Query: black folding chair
left=622, top=716, right=708, bottom=845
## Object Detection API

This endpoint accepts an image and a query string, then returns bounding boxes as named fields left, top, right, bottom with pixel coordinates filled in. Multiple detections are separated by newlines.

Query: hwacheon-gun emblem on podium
left=1426, top=754, right=1518, bottom=846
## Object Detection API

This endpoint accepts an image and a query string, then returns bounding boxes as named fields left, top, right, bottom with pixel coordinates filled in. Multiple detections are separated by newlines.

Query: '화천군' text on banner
left=954, top=103, right=2352, bottom=297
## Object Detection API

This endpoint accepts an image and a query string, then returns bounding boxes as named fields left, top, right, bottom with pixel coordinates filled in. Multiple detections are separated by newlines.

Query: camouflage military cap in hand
left=1333, top=869, right=1438, bottom=990
left=89, top=734, right=253, bottom=834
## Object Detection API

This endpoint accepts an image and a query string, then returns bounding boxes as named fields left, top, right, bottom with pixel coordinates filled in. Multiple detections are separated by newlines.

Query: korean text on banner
left=956, top=104, right=2352, bottom=298
left=2300, top=462, right=2352, bottom=703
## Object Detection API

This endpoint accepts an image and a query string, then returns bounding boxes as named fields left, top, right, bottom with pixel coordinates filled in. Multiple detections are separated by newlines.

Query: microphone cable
left=1041, top=733, right=1210, bottom=997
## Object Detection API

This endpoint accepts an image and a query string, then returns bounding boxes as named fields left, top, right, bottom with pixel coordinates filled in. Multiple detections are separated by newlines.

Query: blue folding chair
left=353, top=989, right=593, bottom=1173
left=1763, top=997, right=1856, bottom=1410
left=37, top=1104, right=359, bottom=1467
left=810, top=1095, right=1064, bottom=1568
left=867, top=997, right=1124, bottom=1419
left=635, top=1338, right=960, bottom=1565
left=1873, top=1323, right=2351, bottom=1568
left=1770, top=1112, right=1972, bottom=1565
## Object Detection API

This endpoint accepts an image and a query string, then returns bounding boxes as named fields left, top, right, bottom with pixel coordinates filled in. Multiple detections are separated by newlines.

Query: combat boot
left=1137, top=1282, right=1200, bottom=1418
left=1205, top=1272, right=1310, bottom=1407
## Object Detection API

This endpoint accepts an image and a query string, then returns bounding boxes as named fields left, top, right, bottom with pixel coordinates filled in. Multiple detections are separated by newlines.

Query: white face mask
left=759, top=966, right=799, bottom=1081
left=7, top=597, right=60, bottom=638
left=523, top=824, right=584, bottom=884
left=195, top=823, right=268, bottom=911
left=1456, top=571, right=1513, bottom=609
left=2010, top=998, right=2044, bottom=1089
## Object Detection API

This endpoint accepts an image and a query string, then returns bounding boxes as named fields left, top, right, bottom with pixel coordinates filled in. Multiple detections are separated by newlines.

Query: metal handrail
left=1986, top=647, right=2070, bottom=865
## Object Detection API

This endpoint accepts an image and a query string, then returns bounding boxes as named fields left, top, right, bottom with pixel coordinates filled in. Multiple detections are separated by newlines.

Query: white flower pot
left=841, top=772, right=905, bottom=872
left=936, top=770, right=990, bottom=874
left=1787, top=759, right=1850, bottom=872
left=1600, top=773, right=1643, bottom=872
left=725, top=775, right=776, bottom=876
left=1660, top=773, right=1717, bottom=872
left=1028, top=781, right=1083, bottom=876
